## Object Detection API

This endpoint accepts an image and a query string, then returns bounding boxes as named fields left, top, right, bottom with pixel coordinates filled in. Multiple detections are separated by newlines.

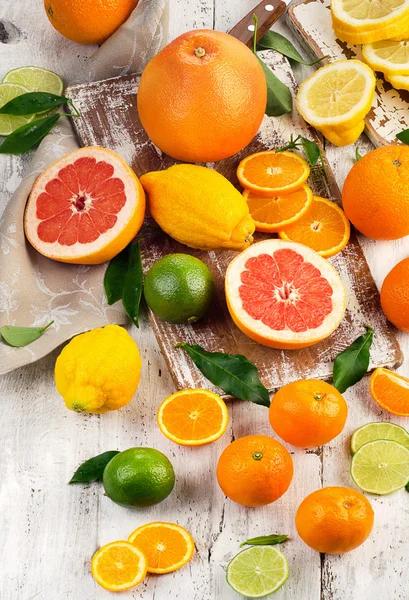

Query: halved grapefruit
left=225, top=240, right=346, bottom=349
left=24, top=146, right=145, bottom=264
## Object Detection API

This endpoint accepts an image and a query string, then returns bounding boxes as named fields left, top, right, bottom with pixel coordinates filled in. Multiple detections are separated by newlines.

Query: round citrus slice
left=3, top=66, right=64, bottom=95
left=157, top=388, right=229, bottom=446
left=243, top=184, right=313, bottom=233
left=318, top=121, right=365, bottom=147
left=362, top=40, right=409, bottom=75
left=370, top=367, right=409, bottom=415
left=91, top=541, right=147, bottom=591
left=351, top=439, right=409, bottom=495
left=296, top=60, right=376, bottom=130
left=237, top=150, right=310, bottom=197
left=351, top=422, right=409, bottom=454
left=24, top=146, right=145, bottom=264
left=330, top=0, right=409, bottom=33
left=279, top=196, right=350, bottom=258
left=225, top=239, right=346, bottom=349
left=385, top=72, right=409, bottom=90
left=128, top=522, right=195, bottom=574
left=333, top=21, right=409, bottom=44
left=0, top=82, right=34, bottom=136
left=226, top=546, right=289, bottom=598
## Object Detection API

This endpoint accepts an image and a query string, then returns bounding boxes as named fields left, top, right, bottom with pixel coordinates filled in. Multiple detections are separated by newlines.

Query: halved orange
left=370, top=368, right=409, bottom=416
left=91, top=541, right=147, bottom=591
left=237, top=150, right=310, bottom=197
left=243, top=184, right=313, bottom=232
left=128, top=522, right=195, bottom=574
left=279, top=196, right=350, bottom=258
left=157, top=388, right=229, bottom=446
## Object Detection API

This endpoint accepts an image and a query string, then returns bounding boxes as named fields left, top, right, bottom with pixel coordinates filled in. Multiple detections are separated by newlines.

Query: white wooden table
left=1, top=1, right=408, bottom=599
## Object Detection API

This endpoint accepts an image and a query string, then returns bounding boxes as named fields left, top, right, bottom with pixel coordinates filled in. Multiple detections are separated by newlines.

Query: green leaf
left=397, top=129, right=409, bottom=145
left=355, top=147, right=363, bottom=162
left=300, top=137, right=321, bottom=166
left=0, top=92, right=70, bottom=115
left=69, top=450, right=120, bottom=484
left=333, top=325, right=374, bottom=393
left=258, top=31, right=327, bottom=66
left=175, top=342, right=270, bottom=407
left=104, top=245, right=130, bottom=305
left=257, top=57, right=293, bottom=116
left=406, top=481, right=409, bottom=492
left=0, top=321, right=54, bottom=347
left=104, top=242, right=143, bottom=327
left=240, top=534, right=288, bottom=548
left=0, top=114, right=60, bottom=155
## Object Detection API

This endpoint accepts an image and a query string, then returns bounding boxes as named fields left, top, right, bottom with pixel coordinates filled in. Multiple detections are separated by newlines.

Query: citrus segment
left=3, top=66, right=64, bottom=95
left=157, top=389, right=229, bottom=446
left=24, top=146, right=145, bottom=264
left=362, top=40, right=409, bottom=75
left=351, top=439, right=409, bottom=494
left=128, top=522, right=195, bottom=574
left=370, top=367, right=409, bottom=415
left=226, top=546, right=289, bottom=598
left=0, top=82, right=34, bottom=136
left=279, top=196, right=350, bottom=258
left=225, top=240, right=346, bottom=349
left=91, top=541, right=147, bottom=591
left=351, top=422, right=409, bottom=454
left=237, top=151, right=310, bottom=197
left=243, top=185, right=313, bottom=232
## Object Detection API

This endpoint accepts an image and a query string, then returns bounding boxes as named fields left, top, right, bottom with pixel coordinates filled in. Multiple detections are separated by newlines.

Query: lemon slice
left=362, top=40, right=409, bottom=75
left=334, top=15, right=409, bottom=44
left=331, top=0, right=409, bottom=33
left=385, top=72, right=409, bottom=90
left=318, top=120, right=365, bottom=146
left=0, top=82, right=35, bottom=136
left=296, top=60, right=376, bottom=129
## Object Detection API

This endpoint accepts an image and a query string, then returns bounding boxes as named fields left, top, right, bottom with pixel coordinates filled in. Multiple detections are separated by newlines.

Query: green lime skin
left=143, top=254, right=216, bottom=324
left=102, top=448, right=175, bottom=508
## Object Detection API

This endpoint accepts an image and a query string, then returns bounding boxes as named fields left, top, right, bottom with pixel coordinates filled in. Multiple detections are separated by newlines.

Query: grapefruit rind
left=225, top=240, right=346, bottom=349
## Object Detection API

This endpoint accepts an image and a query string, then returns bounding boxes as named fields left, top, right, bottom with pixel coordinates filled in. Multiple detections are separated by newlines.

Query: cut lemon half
left=385, top=72, right=409, bottom=89
left=351, top=439, right=409, bottom=494
left=128, top=522, right=195, bottom=574
left=330, top=0, right=409, bottom=33
left=351, top=422, right=409, bottom=454
left=243, top=184, right=313, bottom=232
left=370, top=367, right=409, bottom=415
left=157, top=388, right=229, bottom=446
left=237, top=151, right=310, bottom=197
left=91, top=541, right=147, bottom=591
left=296, top=60, right=376, bottom=130
left=279, top=196, right=350, bottom=258
left=3, top=66, right=64, bottom=95
left=362, top=40, right=409, bottom=75
left=318, top=121, right=365, bottom=147
left=0, top=82, right=34, bottom=136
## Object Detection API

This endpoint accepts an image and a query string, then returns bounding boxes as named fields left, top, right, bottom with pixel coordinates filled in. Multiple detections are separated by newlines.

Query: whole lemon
left=140, top=164, right=255, bottom=251
left=55, top=325, right=141, bottom=414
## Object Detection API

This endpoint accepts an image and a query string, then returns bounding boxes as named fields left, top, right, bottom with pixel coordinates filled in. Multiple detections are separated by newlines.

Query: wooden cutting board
left=65, top=5, right=402, bottom=395
left=287, top=0, right=409, bottom=148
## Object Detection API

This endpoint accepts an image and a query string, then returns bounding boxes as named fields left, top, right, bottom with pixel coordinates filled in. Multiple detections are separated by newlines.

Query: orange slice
left=91, top=541, right=147, bottom=591
left=370, top=368, right=409, bottom=416
left=128, top=522, right=195, bottom=574
left=243, top=184, right=313, bottom=232
left=279, top=196, right=350, bottom=258
left=157, top=388, right=229, bottom=446
left=237, top=150, right=310, bottom=197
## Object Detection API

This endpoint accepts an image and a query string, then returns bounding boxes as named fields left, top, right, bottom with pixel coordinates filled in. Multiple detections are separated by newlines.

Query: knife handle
left=228, top=0, right=286, bottom=48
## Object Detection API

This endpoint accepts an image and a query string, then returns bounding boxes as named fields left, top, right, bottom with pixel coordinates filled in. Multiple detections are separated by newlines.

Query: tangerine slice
left=91, top=541, right=147, bottom=591
left=370, top=368, right=409, bottom=416
left=128, top=522, right=195, bottom=574
left=237, top=150, right=310, bottom=197
left=243, top=184, right=313, bottom=232
left=279, top=196, right=350, bottom=258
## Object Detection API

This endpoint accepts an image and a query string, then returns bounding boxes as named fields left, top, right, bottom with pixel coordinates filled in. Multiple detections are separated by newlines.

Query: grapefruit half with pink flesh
left=225, top=239, right=346, bottom=349
left=24, top=146, right=145, bottom=264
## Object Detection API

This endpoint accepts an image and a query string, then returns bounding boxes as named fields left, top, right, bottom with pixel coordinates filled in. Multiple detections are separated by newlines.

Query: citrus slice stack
left=370, top=367, right=409, bottom=415
left=24, top=146, right=145, bottom=264
left=91, top=541, right=148, bottom=591
left=225, top=239, right=346, bottom=349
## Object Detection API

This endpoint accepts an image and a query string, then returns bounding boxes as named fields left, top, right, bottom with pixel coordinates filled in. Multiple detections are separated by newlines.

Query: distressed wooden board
left=287, top=0, right=409, bottom=147
left=66, top=51, right=402, bottom=394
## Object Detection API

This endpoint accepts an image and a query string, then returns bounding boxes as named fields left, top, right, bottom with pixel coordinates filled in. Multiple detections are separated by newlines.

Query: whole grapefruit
left=137, top=30, right=267, bottom=163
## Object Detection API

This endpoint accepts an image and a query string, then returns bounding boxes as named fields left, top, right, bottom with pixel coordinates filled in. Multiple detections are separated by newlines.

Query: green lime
left=0, top=83, right=35, bottom=136
left=351, top=422, right=409, bottom=454
left=144, top=254, right=216, bottom=324
left=3, top=66, right=64, bottom=96
left=226, top=546, right=289, bottom=598
left=351, top=439, right=409, bottom=495
left=103, top=448, right=175, bottom=508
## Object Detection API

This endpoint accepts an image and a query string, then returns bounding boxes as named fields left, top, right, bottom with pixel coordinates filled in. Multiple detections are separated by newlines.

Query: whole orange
left=44, top=0, right=138, bottom=45
left=342, top=145, right=409, bottom=240
left=381, top=258, right=409, bottom=331
left=137, top=30, right=267, bottom=163
left=295, top=486, right=374, bottom=554
left=216, top=434, right=293, bottom=507
left=269, top=379, right=348, bottom=448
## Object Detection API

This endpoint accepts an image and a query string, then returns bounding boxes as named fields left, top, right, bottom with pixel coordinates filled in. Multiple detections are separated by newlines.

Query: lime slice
left=226, top=546, right=289, bottom=598
left=0, top=83, right=35, bottom=136
left=3, top=67, right=64, bottom=96
left=351, top=422, right=409, bottom=454
left=351, top=439, right=409, bottom=495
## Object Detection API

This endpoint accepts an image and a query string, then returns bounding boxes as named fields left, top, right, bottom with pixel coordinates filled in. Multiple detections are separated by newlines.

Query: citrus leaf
left=240, top=534, right=288, bottom=548
left=333, top=325, right=374, bottom=393
left=104, top=245, right=130, bottom=305
left=0, top=321, right=53, bottom=347
left=300, top=137, right=321, bottom=166
left=258, top=31, right=327, bottom=66
left=175, top=342, right=270, bottom=407
left=0, top=114, right=60, bottom=154
left=397, top=129, right=409, bottom=145
left=355, top=147, right=363, bottom=162
left=257, top=56, right=292, bottom=117
left=0, top=91, right=69, bottom=115
left=69, top=450, right=120, bottom=484
left=122, top=242, right=143, bottom=328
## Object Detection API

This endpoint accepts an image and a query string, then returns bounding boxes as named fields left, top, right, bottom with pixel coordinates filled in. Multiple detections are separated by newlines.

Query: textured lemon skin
left=55, top=325, right=141, bottom=414
left=140, top=164, right=255, bottom=251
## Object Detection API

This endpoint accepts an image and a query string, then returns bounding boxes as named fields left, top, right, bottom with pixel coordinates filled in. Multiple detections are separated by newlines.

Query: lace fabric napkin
left=0, top=0, right=169, bottom=374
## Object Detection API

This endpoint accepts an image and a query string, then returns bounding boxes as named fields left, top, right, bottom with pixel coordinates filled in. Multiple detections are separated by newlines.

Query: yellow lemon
left=55, top=325, right=141, bottom=414
left=140, top=164, right=255, bottom=251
